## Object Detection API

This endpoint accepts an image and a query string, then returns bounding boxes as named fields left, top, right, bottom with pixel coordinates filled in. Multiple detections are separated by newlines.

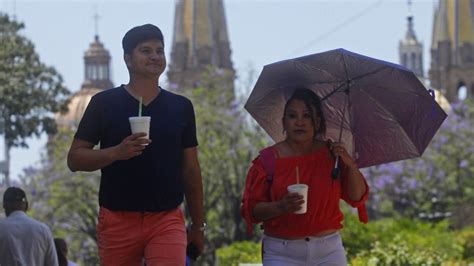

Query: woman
left=241, top=88, right=369, bottom=265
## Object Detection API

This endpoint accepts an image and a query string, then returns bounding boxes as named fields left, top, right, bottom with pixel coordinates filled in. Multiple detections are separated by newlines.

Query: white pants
left=262, top=232, right=348, bottom=266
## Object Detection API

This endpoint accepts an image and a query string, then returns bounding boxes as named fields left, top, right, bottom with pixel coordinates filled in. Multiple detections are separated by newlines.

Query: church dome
left=56, top=88, right=102, bottom=128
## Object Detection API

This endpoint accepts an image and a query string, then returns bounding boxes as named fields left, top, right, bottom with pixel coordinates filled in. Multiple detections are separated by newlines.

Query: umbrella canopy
left=244, top=48, right=447, bottom=168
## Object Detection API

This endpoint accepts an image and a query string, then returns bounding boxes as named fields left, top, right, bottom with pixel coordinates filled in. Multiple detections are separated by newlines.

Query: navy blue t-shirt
left=75, top=85, right=198, bottom=212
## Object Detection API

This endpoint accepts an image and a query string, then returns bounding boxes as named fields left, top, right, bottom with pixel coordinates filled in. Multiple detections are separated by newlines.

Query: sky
left=0, top=0, right=436, bottom=182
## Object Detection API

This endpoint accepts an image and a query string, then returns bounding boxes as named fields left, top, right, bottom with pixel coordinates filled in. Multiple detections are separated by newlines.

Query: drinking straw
left=296, top=166, right=300, bottom=184
left=138, top=96, right=143, bottom=117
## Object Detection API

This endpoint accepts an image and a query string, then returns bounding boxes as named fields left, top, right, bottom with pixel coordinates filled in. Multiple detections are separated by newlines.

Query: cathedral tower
left=429, top=0, right=474, bottom=102
left=399, top=1, right=424, bottom=78
left=167, top=0, right=235, bottom=95
left=82, top=35, right=113, bottom=91
left=398, top=1, right=450, bottom=112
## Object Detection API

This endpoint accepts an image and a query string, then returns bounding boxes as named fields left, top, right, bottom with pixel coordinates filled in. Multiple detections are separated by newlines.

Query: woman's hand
left=330, top=141, right=367, bottom=201
left=277, top=192, right=305, bottom=214
left=254, top=192, right=304, bottom=221
left=330, top=141, right=357, bottom=170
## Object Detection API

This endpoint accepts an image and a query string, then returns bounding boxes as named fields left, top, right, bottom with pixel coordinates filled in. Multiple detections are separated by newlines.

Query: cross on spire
left=93, top=8, right=101, bottom=37
left=407, top=0, right=413, bottom=17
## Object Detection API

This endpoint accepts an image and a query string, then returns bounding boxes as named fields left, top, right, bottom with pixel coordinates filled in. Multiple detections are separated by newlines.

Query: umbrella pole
left=331, top=87, right=349, bottom=179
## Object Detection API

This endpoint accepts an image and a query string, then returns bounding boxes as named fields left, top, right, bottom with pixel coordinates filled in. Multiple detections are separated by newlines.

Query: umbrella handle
left=331, top=156, right=341, bottom=179
left=331, top=84, right=349, bottom=180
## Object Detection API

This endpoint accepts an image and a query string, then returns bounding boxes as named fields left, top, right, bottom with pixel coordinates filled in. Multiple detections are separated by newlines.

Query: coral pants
left=97, top=207, right=186, bottom=266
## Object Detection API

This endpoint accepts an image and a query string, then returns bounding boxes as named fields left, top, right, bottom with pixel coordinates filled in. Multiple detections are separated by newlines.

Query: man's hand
left=182, top=147, right=205, bottom=258
left=112, top=133, right=151, bottom=160
left=187, top=226, right=205, bottom=259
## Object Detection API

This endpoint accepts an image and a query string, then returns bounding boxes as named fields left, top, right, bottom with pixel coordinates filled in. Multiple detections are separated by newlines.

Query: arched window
left=457, top=81, right=467, bottom=101
left=411, top=53, right=416, bottom=69
left=92, top=65, right=97, bottom=80
left=402, top=54, right=407, bottom=66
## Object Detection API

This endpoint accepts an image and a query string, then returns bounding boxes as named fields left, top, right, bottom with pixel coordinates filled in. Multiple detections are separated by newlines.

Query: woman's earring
left=282, top=128, right=286, bottom=134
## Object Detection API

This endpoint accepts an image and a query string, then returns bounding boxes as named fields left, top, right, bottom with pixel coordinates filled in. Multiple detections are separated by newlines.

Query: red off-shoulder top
left=241, top=146, right=369, bottom=237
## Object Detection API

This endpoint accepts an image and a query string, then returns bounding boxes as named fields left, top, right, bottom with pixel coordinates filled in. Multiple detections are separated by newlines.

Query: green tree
left=180, top=67, right=269, bottom=264
left=0, top=13, right=70, bottom=185
left=216, top=241, right=261, bottom=266
left=364, top=100, right=474, bottom=227
left=23, top=128, right=100, bottom=264
left=341, top=214, right=464, bottom=263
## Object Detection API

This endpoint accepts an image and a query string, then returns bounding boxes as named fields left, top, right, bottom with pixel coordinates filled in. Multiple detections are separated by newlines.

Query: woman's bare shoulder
left=272, top=142, right=287, bottom=157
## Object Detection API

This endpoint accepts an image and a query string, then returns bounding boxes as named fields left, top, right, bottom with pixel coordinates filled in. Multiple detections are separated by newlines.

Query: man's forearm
left=68, top=146, right=117, bottom=172
left=184, top=169, right=204, bottom=227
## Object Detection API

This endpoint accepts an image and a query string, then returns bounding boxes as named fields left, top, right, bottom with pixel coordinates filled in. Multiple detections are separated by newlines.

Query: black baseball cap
left=3, top=187, right=27, bottom=203
left=122, top=24, right=164, bottom=54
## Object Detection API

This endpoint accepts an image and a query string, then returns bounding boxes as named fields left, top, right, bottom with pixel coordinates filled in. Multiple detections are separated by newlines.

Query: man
left=0, top=187, right=59, bottom=266
left=67, top=24, right=205, bottom=265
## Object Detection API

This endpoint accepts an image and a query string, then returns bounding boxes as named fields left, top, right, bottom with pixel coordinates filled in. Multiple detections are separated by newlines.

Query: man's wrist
left=108, top=146, right=119, bottom=161
left=190, top=222, right=207, bottom=232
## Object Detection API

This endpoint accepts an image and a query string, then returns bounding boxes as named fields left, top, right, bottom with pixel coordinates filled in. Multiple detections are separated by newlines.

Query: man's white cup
left=129, top=116, right=151, bottom=145
left=287, top=184, right=309, bottom=214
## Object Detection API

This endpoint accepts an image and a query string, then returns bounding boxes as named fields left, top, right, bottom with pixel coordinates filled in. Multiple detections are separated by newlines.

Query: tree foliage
left=216, top=241, right=261, bottom=266
left=0, top=13, right=70, bottom=184
left=180, top=67, right=269, bottom=264
left=0, top=13, right=70, bottom=146
left=23, top=128, right=100, bottom=264
left=363, top=100, right=474, bottom=227
left=341, top=214, right=464, bottom=260
left=214, top=214, right=471, bottom=265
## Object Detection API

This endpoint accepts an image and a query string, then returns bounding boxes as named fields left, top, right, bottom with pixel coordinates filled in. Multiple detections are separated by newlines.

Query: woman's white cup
left=129, top=116, right=151, bottom=145
left=287, top=184, right=309, bottom=214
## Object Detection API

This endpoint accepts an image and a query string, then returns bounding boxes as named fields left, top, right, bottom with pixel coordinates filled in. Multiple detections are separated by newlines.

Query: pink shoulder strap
left=259, top=147, right=276, bottom=183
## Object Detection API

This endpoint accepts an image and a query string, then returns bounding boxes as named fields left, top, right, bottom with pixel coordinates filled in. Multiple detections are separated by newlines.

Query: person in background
left=67, top=23, right=205, bottom=265
left=54, top=238, right=78, bottom=266
left=241, top=88, right=369, bottom=265
left=0, top=186, right=59, bottom=266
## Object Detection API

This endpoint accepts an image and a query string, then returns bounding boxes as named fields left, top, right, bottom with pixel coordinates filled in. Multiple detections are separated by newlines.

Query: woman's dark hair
left=283, top=88, right=326, bottom=138
left=54, top=238, right=68, bottom=266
